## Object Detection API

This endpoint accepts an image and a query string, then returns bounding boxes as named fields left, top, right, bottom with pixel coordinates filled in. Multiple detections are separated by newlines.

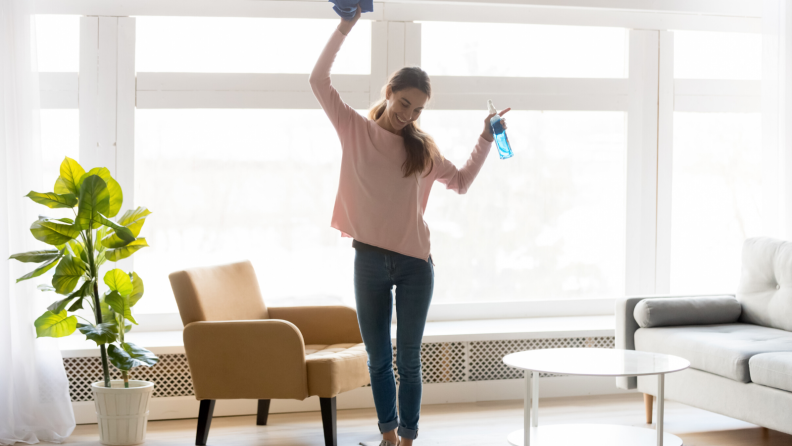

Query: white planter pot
left=91, top=380, right=155, bottom=445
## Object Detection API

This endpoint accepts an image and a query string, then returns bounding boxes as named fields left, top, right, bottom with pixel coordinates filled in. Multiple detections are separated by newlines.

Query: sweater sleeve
left=433, top=135, right=493, bottom=194
left=309, top=27, right=359, bottom=142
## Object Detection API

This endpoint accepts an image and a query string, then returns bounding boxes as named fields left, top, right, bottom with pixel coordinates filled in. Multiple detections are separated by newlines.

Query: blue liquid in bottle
left=488, top=100, right=513, bottom=159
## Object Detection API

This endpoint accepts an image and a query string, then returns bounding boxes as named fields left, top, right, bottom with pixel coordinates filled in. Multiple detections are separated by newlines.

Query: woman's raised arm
left=308, top=5, right=362, bottom=141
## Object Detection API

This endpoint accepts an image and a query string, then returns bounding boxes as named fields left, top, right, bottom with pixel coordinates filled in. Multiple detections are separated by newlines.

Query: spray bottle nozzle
left=487, top=100, right=497, bottom=115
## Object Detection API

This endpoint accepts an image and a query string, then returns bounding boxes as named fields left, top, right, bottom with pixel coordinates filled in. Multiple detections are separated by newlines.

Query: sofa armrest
left=183, top=320, right=308, bottom=400
left=268, top=305, right=363, bottom=345
left=614, top=293, right=734, bottom=390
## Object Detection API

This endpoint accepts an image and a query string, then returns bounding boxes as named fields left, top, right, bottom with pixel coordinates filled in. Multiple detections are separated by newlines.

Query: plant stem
left=122, top=371, right=129, bottom=388
left=85, top=229, right=111, bottom=388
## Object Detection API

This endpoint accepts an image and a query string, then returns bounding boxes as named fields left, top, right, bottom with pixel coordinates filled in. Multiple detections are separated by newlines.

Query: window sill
left=58, top=314, right=614, bottom=358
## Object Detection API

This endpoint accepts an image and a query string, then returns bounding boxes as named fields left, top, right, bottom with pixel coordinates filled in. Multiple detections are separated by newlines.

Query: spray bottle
left=488, top=100, right=513, bottom=160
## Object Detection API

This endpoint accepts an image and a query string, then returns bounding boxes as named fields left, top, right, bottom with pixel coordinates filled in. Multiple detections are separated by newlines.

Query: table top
left=502, top=348, right=690, bottom=377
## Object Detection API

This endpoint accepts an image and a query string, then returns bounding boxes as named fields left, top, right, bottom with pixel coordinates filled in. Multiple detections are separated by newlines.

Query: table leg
left=532, top=371, right=539, bottom=427
left=657, top=373, right=665, bottom=446
left=524, top=372, right=532, bottom=446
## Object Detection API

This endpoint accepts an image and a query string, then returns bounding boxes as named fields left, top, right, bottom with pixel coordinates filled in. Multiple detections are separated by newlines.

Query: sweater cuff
left=478, top=135, right=494, bottom=146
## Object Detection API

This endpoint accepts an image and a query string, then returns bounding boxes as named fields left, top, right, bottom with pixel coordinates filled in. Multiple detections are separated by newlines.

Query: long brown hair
left=368, top=67, right=442, bottom=178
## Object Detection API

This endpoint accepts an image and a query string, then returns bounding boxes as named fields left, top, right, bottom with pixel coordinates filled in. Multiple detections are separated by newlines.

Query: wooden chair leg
left=319, top=397, right=337, bottom=446
left=256, top=399, right=271, bottom=426
left=644, top=393, right=654, bottom=424
left=196, top=400, right=216, bottom=445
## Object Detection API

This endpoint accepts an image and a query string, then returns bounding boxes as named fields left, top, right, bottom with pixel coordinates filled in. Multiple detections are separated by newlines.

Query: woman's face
left=386, top=86, right=428, bottom=129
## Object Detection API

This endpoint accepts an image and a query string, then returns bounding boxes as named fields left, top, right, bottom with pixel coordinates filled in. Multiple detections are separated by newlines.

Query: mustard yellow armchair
left=169, top=260, right=370, bottom=446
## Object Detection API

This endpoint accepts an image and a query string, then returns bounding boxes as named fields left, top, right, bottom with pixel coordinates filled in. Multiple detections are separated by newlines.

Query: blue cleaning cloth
left=329, top=0, right=373, bottom=19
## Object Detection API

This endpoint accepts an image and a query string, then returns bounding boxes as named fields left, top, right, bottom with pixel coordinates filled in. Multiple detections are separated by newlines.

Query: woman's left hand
left=481, top=107, right=511, bottom=142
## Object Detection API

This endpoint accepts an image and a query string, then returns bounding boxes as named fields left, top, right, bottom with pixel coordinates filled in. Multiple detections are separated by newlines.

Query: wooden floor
left=67, top=393, right=792, bottom=445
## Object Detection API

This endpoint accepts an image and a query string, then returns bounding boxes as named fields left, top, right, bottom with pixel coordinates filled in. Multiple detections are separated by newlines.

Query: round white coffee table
left=502, top=348, right=690, bottom=446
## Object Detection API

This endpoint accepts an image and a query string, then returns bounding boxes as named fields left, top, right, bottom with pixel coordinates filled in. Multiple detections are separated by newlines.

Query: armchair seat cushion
left=635, top=323, right=792, bottom=382
left=305, top=343, right=370, bottom=398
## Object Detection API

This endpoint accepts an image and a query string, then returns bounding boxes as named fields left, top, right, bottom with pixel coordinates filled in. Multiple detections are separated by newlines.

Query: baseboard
left=73, top=376, right=634, bottom=424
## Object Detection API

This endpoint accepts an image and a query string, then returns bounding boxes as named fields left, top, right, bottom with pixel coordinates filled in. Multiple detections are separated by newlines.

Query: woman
left=309, top=5, right=510, bottom=445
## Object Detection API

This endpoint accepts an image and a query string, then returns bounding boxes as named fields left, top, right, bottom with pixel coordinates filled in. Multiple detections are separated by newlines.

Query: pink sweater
left=309, top=27, right=493, bottom=261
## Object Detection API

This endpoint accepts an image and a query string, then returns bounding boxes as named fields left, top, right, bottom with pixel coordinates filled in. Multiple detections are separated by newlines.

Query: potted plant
left=9, top=157, right=158, bottom=445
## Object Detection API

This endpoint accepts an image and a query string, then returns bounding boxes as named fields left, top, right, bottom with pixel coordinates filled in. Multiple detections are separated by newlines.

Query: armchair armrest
left=268, top=305, right=363, bottom=345
left=183, top=320, right=309, bottom=400
left=615, top=293, right=735, bottom=390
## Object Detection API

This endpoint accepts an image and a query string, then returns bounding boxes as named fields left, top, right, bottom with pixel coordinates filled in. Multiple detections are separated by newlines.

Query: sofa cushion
left=634, top=323, right=792, bottom=382
left=749, top=353, right=792, bottom=392
left=737, top=237, right=792, bottom=331
left=633, top=296, right=741, bottom=328
left=305, top=343, right=370, bottom=398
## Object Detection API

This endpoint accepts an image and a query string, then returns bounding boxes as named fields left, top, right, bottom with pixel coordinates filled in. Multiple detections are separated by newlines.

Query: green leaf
left=25, top=191, right=78, bottom=209
left=99, top=294, right=115, bottom=322
left=95, top=250, right=107, bottom=268
left=105, top=290, right=137, bottom=325
left=66, top=240, right=85, bottom=262
left=128, top=272, right=144, bottom=307
left=101, top=208, right=150, bottom=248
left=16, top=256, right=60, bottom=283
left=47, top=279, right=92, bottom=313
left=95, top=226, right=109, bottom=252
left=96, top=214, right=135, bottom=246
left=38, top=284, right=56, bottom=292
left=80, top=168, right=123, bottom=218
left=68, top=295, right=86, bottom=311
left=53, top=157, right=85, bottom=196
left=104, top=269, right=133, bottom=296
left=30, top=218, right=81, bottom=246
left=105, top=238, right=148, bottom=262
left=78, top=322, right=118, bottom=345
left=52, top=255, right=86, bottom=295
left=118, top=207, right=152, bottom=228
left=9, top=249, right=60, bottom=263
left=107, top=342, right=158, bottom=371
left=75, top=175, right=110, bottom=230
left=34, top=310, right=77, bottom=338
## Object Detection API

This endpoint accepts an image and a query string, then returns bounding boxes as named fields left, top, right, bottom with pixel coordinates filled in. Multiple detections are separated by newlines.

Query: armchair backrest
left=169, top=260, right=270, bottom=326
left=737, top=237, right=792, bottom=331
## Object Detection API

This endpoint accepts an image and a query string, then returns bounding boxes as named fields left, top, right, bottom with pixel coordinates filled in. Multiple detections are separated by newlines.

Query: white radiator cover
left=64, top=336, right=615, bottom=403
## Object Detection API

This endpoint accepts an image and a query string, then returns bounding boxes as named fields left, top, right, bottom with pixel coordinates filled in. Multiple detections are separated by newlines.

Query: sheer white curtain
left=763, top=0, right=792, bottom=241
left=0, top=0, right=76, bottom=443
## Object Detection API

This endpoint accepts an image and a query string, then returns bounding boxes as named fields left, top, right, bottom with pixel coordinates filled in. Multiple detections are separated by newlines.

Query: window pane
left=35, top=15, right=80, bottom=72
left=673, top=30, right=761, bottom=80
left=136, top=17, right=370, bottom=74
left=670, top=113, right=762, bottom=294
left=421, top=110, right=626, bottom=303
left=420, top=22, right=627, bottom=78
left=133, top=109, right=371, bottom=314
left=40, top=109, right=79, bottom=191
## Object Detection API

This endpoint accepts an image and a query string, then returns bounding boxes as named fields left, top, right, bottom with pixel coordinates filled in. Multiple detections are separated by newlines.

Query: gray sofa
left=616, top=236, right=792, bottom=434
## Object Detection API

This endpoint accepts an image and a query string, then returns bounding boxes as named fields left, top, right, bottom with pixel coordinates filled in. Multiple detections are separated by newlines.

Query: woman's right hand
left=337, top=4, right=362, bottom=36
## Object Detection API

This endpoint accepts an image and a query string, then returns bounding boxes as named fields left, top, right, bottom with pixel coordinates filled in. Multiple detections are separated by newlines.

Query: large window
left=133, top=109, right=371, bottom=313
left=33, top=5, right=772, bottom=318
left=420, top=22, right=627, bottom=78
left=673, top=30, right=761, bottom=80
left=136, top=17, right=371, bottom=73
left=423, top=110, right=626, bottom=302
left=669, top=30, right=763, bottom=294
left=35, top=15, right=80, bottom=72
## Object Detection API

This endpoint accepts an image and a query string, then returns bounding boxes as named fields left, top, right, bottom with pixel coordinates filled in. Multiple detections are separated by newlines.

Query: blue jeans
left=354, top=247, right=434, bottom=440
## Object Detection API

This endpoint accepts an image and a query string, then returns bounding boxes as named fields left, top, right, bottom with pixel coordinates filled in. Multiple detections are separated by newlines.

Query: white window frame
left=36, top=0, right=773, bottom=329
